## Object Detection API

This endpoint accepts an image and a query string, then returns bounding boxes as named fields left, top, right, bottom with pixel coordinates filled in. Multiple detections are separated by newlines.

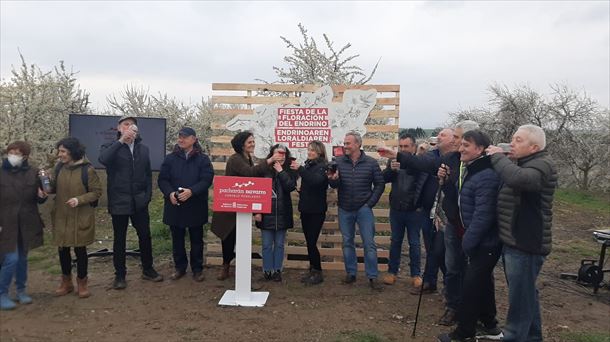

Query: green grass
left=27, top=232, right=61, bottom=275
left=555, top=189, right=610, bottom=215
left=560, top=332, right=610, bottom=342
left=333, top=331, right=389, bottom=342
left=552, top=239, right=600, bottom=260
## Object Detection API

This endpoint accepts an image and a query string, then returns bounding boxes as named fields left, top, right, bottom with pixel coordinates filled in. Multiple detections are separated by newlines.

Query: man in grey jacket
left=486, top=125, right=557, bottom=342
left=328, top=132, right=385, bottom=290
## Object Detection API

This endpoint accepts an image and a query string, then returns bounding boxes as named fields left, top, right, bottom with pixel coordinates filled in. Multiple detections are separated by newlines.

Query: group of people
left=377, top=121, right=557, bottom=342
left=0, top=115, right=557, bottom=342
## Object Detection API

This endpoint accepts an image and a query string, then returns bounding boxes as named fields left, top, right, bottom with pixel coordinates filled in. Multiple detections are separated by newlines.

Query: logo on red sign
left=213, top=176, right=272, bottom=213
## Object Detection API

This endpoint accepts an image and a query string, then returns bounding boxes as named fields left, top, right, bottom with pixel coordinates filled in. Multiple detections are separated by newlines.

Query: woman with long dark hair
left=254, top=144, right=297, bottom=282
left=210, top=131, right=281, bottom=281
left=290, top=141, right=328, bottom=285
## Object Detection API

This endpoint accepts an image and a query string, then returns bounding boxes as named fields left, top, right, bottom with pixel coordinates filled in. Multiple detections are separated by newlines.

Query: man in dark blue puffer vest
left=328, top=131, right=385, bottom=290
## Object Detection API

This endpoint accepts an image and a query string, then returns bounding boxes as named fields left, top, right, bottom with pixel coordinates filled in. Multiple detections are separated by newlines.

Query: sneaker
left=382, top=273, right=397, bottom=285
left=112, top=276, right=127, bottom=290
left=169, top=270, right=186, bottom=281
left=0, top=294, right=16, bottom=310
left=409, top=282, right=437, bottom=295
left=192, top=272, right=205, bottom=282
left=260, top=271, right=273, bottom=282
left=438, top=308, right=458, bottom=326
left=411, top=275, right=423, bottom=288
left=475, top=325, right=503, bottom=340
left=437, top=332, right=473, bottom=342
left=142, top=269, right=163, bottom=282
left=369, top=278, right=384, bottom=291
left=16, top=291, right=33, bottom=304
left=272, top=270, right=282, bottom=282
left=341, top=274, right=356, bottom=284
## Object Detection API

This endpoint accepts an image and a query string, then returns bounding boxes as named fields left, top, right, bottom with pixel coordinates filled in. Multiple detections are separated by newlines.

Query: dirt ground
left=1, top=201, right=609, bottom=342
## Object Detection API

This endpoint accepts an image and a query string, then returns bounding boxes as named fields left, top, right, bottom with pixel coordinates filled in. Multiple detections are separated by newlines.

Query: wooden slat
left=327, top=208, right=389, bottom=217
left=286, top=232, right=391, bottom=245
left=212, top=96, right=300, bottom=105
left=211, top=162, right=226, bottom=170
left=212, top=95, right=399, bottom=106
left=206, top=257, right=381, bottom=271
left=207, top=244, right=389, bottom=258
left=369, top=110, right=399, bottom=119
left=212, top=83, right=400, bottom=93
left=212, top=108, right=254, bottom=115
left=366, top=125, right=399, bottom=133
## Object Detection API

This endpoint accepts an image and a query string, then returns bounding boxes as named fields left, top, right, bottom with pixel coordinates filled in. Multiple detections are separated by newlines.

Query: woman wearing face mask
left=51, top=137, right=102, bottom=299
left=0, top=141, right=47, bottom=310
left=255, top=144, right=297, bottom=282
left=290, top=141, right=328, bottom=285
left=437, top=130, right=503, bottom=342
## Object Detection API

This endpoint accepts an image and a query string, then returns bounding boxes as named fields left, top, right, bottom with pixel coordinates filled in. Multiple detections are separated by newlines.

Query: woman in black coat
left=290, top=141, right=328, bottom=285
left=158, top=128, right=214, bottom=282
left=254, top=144, right=298, bottom=282
left=210, top=131, right=280, bottom=281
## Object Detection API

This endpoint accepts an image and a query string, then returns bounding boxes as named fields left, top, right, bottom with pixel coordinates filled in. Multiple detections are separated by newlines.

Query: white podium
left=218, top=212, right=269, bottom=307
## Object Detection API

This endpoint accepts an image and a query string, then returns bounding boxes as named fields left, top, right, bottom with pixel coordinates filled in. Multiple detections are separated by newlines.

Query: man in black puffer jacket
left=328, top=132, right=385, bottom=290
left=99, top=116, right=163, bottom=289
left=486, top=124, right=557, bottom=342
left=158, top=128, right=214, bottom=282
left=381, top=133, right=427, bottom=288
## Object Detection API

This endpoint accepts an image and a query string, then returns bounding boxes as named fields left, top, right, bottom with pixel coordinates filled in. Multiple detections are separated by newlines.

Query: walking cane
left=412, top=166, right=447, bottom=338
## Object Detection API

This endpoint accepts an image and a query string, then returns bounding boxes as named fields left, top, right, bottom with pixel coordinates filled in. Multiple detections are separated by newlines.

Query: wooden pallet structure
left=206, top=83, right=400, bottom=271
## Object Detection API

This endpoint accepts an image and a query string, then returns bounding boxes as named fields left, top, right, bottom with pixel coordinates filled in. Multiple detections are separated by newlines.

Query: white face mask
left=7, top=154, right=24, bottom=167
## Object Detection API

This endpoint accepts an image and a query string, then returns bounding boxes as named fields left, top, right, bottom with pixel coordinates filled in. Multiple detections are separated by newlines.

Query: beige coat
left=51, top=158, right=102, bottom=247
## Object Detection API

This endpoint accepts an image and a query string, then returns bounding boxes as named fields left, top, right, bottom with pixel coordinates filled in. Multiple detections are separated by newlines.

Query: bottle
left=39, top=169, right=52, bottom=193
left=174, top=187, right=185, bottom=206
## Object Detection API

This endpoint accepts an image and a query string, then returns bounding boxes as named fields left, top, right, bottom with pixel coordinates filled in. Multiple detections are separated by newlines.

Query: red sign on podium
left=213, top=176, right=272, bottom=214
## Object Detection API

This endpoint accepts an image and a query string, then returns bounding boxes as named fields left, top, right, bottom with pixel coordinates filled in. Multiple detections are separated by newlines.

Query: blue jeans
left=421, top=216, right=446, bottom=287
left=261, top=229, right=287, bottom=272
left=444, top=222, right=466, bottom=311
left=502, top=246, right=545, bottom=342
left=0, top=246, right=28, bottom=296
left=388, top=209, right=422, bottom=276
left=338, top=206, right=378, bottom=279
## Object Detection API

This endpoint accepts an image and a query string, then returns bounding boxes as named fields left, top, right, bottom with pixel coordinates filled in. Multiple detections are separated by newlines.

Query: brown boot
left=76, top=277, right=90, bottom=298
left=217, top=263, right=230, bottom=281
left=55, top=275, right=74, bottom=296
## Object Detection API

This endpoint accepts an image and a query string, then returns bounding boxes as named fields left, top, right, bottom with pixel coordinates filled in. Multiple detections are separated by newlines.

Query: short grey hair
left=345, top=131, right=362, bottom=146
left=517, top=124, right=546, bottom=150
left=455, top=120, right=480, bottom=133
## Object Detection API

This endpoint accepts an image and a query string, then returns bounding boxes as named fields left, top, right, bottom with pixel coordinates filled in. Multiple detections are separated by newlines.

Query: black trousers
left=111, top=209, right=154, bottom=277
left=170, top=225, right=204, bottom=273
left=300, top=212, right=326, bottom=271
left=221, top=228, right=237, bottom=264
left=455, top=245, right=502, bottom=338
left=58, top=247, right=88, bottom=279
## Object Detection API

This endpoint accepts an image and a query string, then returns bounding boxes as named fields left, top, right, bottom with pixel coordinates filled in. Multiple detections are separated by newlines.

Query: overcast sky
left=1, top=1, right=608, bottom=128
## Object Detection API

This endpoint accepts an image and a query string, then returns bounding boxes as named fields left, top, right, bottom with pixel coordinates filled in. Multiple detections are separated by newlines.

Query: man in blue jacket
left=158, top=127, right=214, bottom=282
left=328, top=132, right=385, bottom=290
left=99, top=116, right=163, bottom=289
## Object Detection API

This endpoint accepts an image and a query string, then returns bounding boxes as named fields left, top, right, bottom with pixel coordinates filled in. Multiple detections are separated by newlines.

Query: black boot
left=304, top=269, right=323, bottom=285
